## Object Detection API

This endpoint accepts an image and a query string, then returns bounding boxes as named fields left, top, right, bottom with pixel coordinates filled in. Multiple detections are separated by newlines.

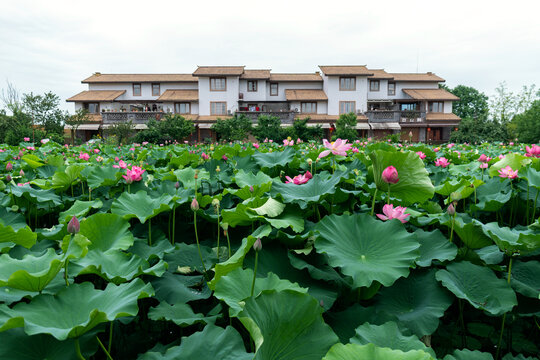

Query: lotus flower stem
left=171, top=206, right=176, bottom=245
left=216, top=214, right=221, bottom=260
left=370, top=188, right=378, bottom=216
left=250, top=251, right=259, bottom=297
left=496, top=256, right=514, bottom=360
left=108, top=321, right=114, bottom=354
left=526, top=184, right=530, bottom=225
left=532, top=189, right=539, bottom=224
left=387, top=184, right=391, bottom=205
left=81, top=181, right=85, bottom=195
left=89, top=187, right=92, bottom=201
left=226, top=229, right=231, bottom=259
left=71, top=184, right=74, bottom=197
left=193, top=211, right=207, bottom=275
left=96, top=335, right=114, bottom=360
left=74, top=338, right=86, bottom=360
left=449, top=213, right=456, bottom=243
left=148, top=218, right=152, bottom=246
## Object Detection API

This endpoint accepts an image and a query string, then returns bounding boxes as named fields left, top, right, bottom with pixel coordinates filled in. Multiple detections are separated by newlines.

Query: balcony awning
left=64, top=124, right=101, bottom=130
left=285, top=89, right=328, bottom=101
left=402, top=88, right=459, bottom=101
left=426, top=113, right=461, bottom=121
left=157, top=89, right=198, bottom=102
left=356, top=123, right=370, bottom=130
left=370, top=122, right=401, bottom=130
left=66, top=90, right=126, bottom=102
left=134, top=124, right=148, bottom=130
left=367, top=99, right=393, bottom=103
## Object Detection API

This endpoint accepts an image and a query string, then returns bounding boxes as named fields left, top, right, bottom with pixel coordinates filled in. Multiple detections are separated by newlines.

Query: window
left=152, top=83, right=160, bottom=96
left=247, top=81, right=257, bottom=92
left=369, top=80, right=380, bottom=92
left=210, top=77, right=226, bottom=91
left=429, top=101, right=444, bottom=112
left=270, top=83, right=278, bottom=96
left=401, top=103, right=417, bottom=111
left=388, top=82, right=395, bottom=96
left=84, top=103, right=99, bottom=114
left=133, top=83, right=141, bottom=96
left=339, top=101, right=356, bottom=114
left=340, top=77, right=356, bottom=91
left=175, top=103, right=190, bottom=114
left=301, top=102, right=317, bottom=114
left=210, top=102, right=227, bottom=115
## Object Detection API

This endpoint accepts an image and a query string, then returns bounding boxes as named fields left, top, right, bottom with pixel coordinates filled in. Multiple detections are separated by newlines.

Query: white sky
left=1, top=0, right=539, bottom=112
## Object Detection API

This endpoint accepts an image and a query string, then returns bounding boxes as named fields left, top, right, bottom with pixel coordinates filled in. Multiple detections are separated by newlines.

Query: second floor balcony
left=365, top=110, right=426, bottom=124
left=101, top=111, right=165, bottom=124
left=236, top=110, right=297, bottom=124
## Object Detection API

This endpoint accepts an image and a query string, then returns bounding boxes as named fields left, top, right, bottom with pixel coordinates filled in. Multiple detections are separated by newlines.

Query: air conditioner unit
left=356, top=110, right=363, bottom=115
left=293, top=108, right=299, bottom=112
left=227, top=110, right=232, bottom=115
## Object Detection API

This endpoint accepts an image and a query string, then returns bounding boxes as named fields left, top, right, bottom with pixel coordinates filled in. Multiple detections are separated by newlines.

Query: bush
left=512, top=100, right=540, bottom=143
left=106, top=120, right=135, bottom=146
left=450, top=116, right=508, bottom=143
left=133, top=115, right=195, bottom=144
left=253, top=115, right=282, bottom=142
left=335, top=112, right=358, bottom=140
left=212, top=114, right=253, bottom=142
left=293, top=118, right=324, bottom=142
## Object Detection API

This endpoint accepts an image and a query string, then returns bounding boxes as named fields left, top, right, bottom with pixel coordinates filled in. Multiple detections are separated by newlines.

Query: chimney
left=427, top=72, right=433, bottom=75
left=94, top=72, right=101, bottom=76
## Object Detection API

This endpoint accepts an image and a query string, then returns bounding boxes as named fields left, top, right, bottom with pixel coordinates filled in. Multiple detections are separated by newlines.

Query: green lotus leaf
left=0, top=249, right=63, bottom=292
left=86, top=165, right=121, bottom=189
left=0, top=271, right=71, bottom=305
left=350, top=321, right=436, bottom=357
left=0, top=222, right=36, bottom=249
left=174, top=167, right=210, bottom=190
left=370, top=150, right=435, bottom=205
left=452, top=217, right=494, bottom=249
left=209, top=225, right=272, bottom=289
left=488, top=153, right=531, bottom=177
left=0, top=327, right=98, bottom=360
left=501, top=354, right=537, bottom=360
left=9, top=185, right=62, bottom=206
left=148, top=302, right=213, bottom=326
left=249, top=197, right=285, bottom=217
left=138, top=325, right=251, bottom=360
left=214, top=267, right=307, bottom=316
left=5, top=279, right=153, bottom=340
left=288, top=252, right=351, bottom=288
left=163, top=243, right=215, bottom=274
left=509, top=260, right=540, bottom=298
left=0, top=304, right=23, bottom=332
left=151, top=272, right=211, bottom=304
left=375, top=269, right=453, bottom=337
left=270, top=172, right=344, bottom=209
left=21, top=154, right=44, bottom=169
left=79, top=213, right=135, bottom=252
left=238, top=290, right=339, bottom=360
left=315, top=213, right=420, bottom=288
left=71, top=250, right=167, bottom=284
left=475, top=245, right=504, bottom=265
left=482, top=222, right=540, bottom=255
left=130, top=238, right=175, bottom=262
left=443, top=349, right=494, bottom=360
left=521, top=167, right=540, bottom=189
left=111, top=190, right=172, bottom=223
left=435, top=178, right=483, bottom=198
left=415, top=229, right=458, bottom=266
left=471, top=177, right=512, bottom=212
left=326, top=304, right=379, bottom=343
left=322, top=343, right=435, bottom=360
left=51, top=164, right=84, bottom=190
left=234, top=169, right=273, bottom=188
left=252, top=147, right=295, bottom=169
left=436, top=261, right=517, bottom=316
left=58, top=199, right=103, bottom=223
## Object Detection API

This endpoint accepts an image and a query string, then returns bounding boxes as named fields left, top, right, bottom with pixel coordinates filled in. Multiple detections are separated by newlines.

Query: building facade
left=66, top=65, right=461, bottom=143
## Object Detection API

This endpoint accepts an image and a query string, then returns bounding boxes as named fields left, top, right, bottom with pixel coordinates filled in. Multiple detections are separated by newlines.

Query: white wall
left=391, top=81, right=439, bottom=101
left=264, top=81, right=323, bottom=102
left=161, top=102, right=199, bottom=114
left=367, top=79, right=389, bottom=100
left=444, top=101, right=453, bottom=113
left=239, top=79, right=267, bottom=102
left=323, top=75, right=368, bottom=115
left=198, top=76, right=240, bottom=116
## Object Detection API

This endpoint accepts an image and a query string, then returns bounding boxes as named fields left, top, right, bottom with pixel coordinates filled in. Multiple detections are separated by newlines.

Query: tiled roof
left=285, top=89, right=328, bottom=101
left=193, top=66, right=245, bottom=76
left=426, top=112, right=462, bottom=121
left=82, top=74, right=197, bottom=83
left=403, top=88, right=459, bottom=101
left=268, top=73, right=322, bottom=82
left=318, top=65, right=373, bottom=76
left=390, top=73, right=445, bottom=82
left=240, top=70, right=271, bottom=79
left=66, top=90, right=126, bottom=102
left=157, top=90, right=198, bottom=102
left=367, top=69, right=394, bottom=79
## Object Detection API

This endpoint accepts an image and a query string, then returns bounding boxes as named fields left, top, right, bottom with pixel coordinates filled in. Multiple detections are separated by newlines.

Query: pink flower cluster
left=416, top=151, right=426, bottom=159
left=376, top=204, right=410, bottom=223
left=435, top=157, right=450, bottom=168
left=79, top=152, right=90, bottom=161
left=113, top=160, right=128, bottom=169
left=318, top=139, right=352, bottom=158
left=283, top=139, right=294, bottom=146
left=123, top=166, right=145, bottom=184
left=285, top=171, right=312, bottom=185
left=526, top=144, right=540, bottom=158
left=498, top=166, right=518, bottom=179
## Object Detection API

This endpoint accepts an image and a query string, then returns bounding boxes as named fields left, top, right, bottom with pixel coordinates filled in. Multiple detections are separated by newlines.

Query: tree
left=447, top=85, right=489, bottom=120
left=253, top=115, right=282, bottom=142
left=133, top=114, right=195, bottom=144
left=212, top=114, right=253, bottom=142
left=449, top=116, right=508, bottom=143
left=292, top=117, right=324, bottom=142
left=65, top=109, right=90, bottom=145
left=22, top=91, right=67, bottom=141
left=106, top=120, right=135, bottom=145
left=335, top=112, right=357, bottom=140
left=512, top=100, right=540, bottom=143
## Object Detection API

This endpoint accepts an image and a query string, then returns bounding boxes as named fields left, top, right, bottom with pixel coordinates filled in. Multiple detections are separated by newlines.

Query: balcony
left=365, top=110, right=426, bottom=124
left=235, top=111, right=296, bottom=125
left=101, top=111, right=165, bottom=124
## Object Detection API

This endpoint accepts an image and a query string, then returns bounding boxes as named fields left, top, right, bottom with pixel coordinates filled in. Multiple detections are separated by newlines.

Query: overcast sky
left=1, top=0, right=539, bottom=112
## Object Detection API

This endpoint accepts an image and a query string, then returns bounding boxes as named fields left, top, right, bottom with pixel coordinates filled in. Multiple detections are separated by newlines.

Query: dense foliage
left=133, top=115, right=195, bottom=145
left=212, top=114, right=253, bottom=142
left=0, top=137, right=539, bottom=359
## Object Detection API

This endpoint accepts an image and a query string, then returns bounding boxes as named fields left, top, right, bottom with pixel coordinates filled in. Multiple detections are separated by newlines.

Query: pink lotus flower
left=479, top=163, right=488, bottom=169
left=94, top=149, right=100, bottom=153
left=351, top=147, right=359, bottom=153
left=283, top=139, right=294, bottom=146
left=498, top=154, right=505, bottom=160
left=6, top=162, right=12, bottom=171
left=26, top=146, right=35, bottom=151
left=416, top=151, right=426, bottom=159
left=318, top=139, right=352, bottom=158
left=525, top=144, right=540, bottom=158
left=382, top=166, right=399, bottom=184
left=376, top=204, right=410, bottom=223
left=447, top=143, right=455, bottom=149
left=509, top=142, right=514, bottom=146
left=478, top=154, right=491, bottom=163
left=23, top=137, right=30, bottom=142
left=96, top=156, right=103, bottom=162
left=79, top=152, right=90, bottom=161
left=222, top=155, right=228, bottom=161
left=435, top=157, right=450, bottom=168
left=115, top=157, right=120, bottom=162
left=201, top=152, right=210, bottom=160
left=285, top=171, right=312, bottom=185
left=253, top=143, right=260, bottom=149
left=123, top=166, right=145, bottom=183
left=498, top=166, right=518, bottom=179
left=40, top=138, right=49, bottom=144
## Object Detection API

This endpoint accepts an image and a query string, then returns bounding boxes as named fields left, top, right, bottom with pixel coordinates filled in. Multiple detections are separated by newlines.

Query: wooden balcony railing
left=365, top=110, right=426, bottom=123
left=102, top=111, right=165, bottom=124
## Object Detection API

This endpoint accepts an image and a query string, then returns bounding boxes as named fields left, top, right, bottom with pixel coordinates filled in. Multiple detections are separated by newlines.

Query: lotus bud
left=222, top=155, right=228, bottom=161
left=381, top=166, right=399, bottom=184
left=307, top=158, right=313, bottom=165
left=191, top=198, right=199, bottom=211
left=19, top=169, right=24, bottom=177
left=194, top=170, right=199, bottom=179
left=18, top=151, right=23, bottom=158
left=216, top=166, right=221, bottom=172
left=6, top=174, right=12, bottom=182
left=222, top=222, right=229, bottom=236
left=253, top=238, right=262, bottom=252
left=249, top=185, right=254, bottom=193
left=212, top=198, right=220, bottom=209
left=174, top=181, right=180, bottom=190
left=67, top=216, right=80, bottom=234
left=447, top=203, right=456, bottom=216
left=6, top=162, right=12, bottom=171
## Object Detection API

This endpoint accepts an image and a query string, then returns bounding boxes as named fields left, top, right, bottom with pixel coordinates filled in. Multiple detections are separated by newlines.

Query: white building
left=67, top=65, right=460, bottom=142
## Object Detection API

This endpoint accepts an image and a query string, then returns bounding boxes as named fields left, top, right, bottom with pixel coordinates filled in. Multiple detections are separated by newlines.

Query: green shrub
left=335, top=112, right=358, bottom=140
left=212, top=114, right=253, bottom=142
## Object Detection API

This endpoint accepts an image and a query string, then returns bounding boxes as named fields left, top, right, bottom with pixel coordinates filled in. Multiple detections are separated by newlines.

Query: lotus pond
left=0, top=139, right=539, bottom=360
